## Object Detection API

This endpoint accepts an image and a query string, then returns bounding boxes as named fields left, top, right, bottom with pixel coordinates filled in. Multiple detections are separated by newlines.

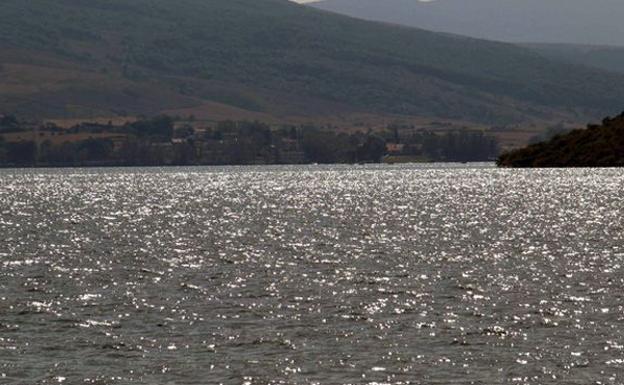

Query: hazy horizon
left=309, top=0, right=624, bottom=46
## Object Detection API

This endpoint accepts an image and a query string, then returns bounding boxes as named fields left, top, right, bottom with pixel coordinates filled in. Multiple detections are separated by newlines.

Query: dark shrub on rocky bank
left=498, top=113, right=624, bottom=168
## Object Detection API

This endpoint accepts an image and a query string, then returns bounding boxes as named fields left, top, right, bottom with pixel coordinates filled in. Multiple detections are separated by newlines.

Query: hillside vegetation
left=497, top=113, right=624, bottom=167
left=1, top=0, right=624, bottom=125
left=523, top=44, right=624, bottom=75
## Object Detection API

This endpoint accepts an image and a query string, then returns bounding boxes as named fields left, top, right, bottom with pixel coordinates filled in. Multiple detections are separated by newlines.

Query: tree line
left=0, top=115, right=500, bottom=167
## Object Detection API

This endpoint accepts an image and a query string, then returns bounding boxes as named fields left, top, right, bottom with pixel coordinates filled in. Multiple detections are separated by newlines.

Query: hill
left=497, top=113, right=624, bottom=167
left=523, top=44, right=624, bottom=75
left=311, top=0, right=624, bottom=46
left=2, top=0, right=624, bottom=126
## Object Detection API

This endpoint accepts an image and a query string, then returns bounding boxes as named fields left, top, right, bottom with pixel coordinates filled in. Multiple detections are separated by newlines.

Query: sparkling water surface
left=1, top=164, right=623, bottom=384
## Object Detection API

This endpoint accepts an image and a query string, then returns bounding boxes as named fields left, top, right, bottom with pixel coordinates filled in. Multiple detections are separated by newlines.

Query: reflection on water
left=0, top=164, right=623, bottom=384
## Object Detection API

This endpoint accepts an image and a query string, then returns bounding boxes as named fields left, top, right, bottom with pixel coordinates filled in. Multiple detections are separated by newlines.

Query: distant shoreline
left=0, top=162, right=499, bottom=172
left=0, top=115, right=500, bottom=168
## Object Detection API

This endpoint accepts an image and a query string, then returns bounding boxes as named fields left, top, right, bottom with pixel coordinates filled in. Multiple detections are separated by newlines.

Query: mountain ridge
left=522, top=43, right=624, bottom=75
left=1, top=0, right=623, bottom=127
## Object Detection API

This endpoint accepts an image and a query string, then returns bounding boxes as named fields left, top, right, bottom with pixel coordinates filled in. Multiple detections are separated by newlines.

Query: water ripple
left=0, top=164, right=623, bottom=384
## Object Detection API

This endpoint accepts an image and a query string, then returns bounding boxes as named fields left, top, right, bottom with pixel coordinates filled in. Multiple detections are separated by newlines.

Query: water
left=1, top=164, right=623, bottom=384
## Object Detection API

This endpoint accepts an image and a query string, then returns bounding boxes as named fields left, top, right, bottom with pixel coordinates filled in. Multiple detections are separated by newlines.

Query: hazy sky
left=307, top=0, right=624, bottom=46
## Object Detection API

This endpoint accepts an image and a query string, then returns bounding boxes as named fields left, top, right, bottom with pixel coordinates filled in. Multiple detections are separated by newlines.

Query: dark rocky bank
left=498, top=113, right=624, bottom=167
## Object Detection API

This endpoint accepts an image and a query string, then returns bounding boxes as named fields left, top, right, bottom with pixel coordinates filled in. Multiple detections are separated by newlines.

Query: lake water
left=1, top=164, right=623, bottom=384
